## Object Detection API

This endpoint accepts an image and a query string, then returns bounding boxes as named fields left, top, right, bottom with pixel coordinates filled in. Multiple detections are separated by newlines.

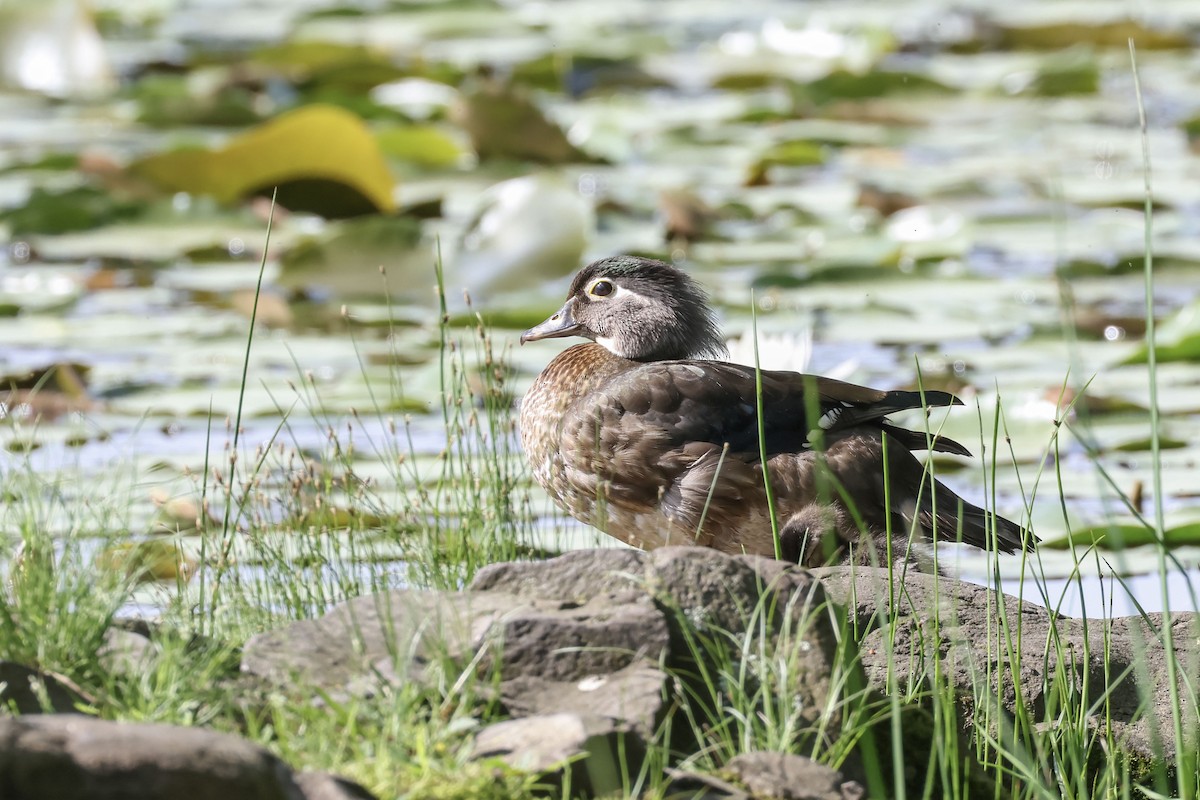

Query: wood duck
left=519, top=256, right=1033, bottom=567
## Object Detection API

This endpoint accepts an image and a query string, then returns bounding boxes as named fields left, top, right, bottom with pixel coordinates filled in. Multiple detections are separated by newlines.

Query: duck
left=519, top=255, right=1033, bottom=567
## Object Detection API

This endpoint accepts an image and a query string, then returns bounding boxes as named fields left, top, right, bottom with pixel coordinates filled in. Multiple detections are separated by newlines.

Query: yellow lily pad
left=130, top=104, right=397, bottom=217
left=96, top=539, right=196, bottom=584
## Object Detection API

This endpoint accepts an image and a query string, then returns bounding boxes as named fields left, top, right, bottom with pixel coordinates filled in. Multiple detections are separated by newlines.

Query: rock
left=98, top=627, right=154, bottom=676
left=243, top=548, right=844, bottom=794
left=652, top=549, right=841, bottom=740
left=468, top=548, right=649, bottom=605
left=812, top=566, right=1200, bottom=768
left=473, top=548, right=843, bottom=745
left=661, top=767, right=752, bottom=800
left=484, top=594, right=669, bottom=684
left=471, top=713, right=631, bottom=798
left=293, top=771, right=379, bottom=800
left=727, top=751, right=865, bottom=800
left=242, top=589, right=507, bottom=692
left=242, top=583, right=670, bottom=698
left=0, top=662, right=92, bottom=714
left=499, top=664, right=668, bottom=739
left=0, top=714, right=370, bottom=800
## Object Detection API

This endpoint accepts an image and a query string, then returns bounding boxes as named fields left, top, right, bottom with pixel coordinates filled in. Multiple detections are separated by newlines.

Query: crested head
left=522, top=256, right=728, bottom=361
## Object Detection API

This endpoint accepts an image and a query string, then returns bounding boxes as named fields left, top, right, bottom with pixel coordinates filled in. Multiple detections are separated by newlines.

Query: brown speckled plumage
left=520, top=256, right=1034, bottom=566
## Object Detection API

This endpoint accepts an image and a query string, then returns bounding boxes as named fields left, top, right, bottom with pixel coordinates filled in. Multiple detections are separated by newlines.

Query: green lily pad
left=133, top=73, right=262, bottom=128
left=0, top=152, right=79, bottom=173
left=376, top=124, right=463, bottom=168
left=1125, top=298, right=1200, bottom=363
left=458, top=78, right=595, bottom=164
left=129, top=104, right=397, bottom=218
left=278, top=215, right=431, bottom=297
left=1183, top=116, right=1200, bottom=149
left=1040, top=522, right=1200, bottom=550
left=997, top=20, right=1189, bottom=51
left=1029, top=49, right=1099, bottom=96
left=96, top=539, right=196, bottom=583
left=2, top=185, right=148, bottom=235
left=251, top=41, right=405, bottom=92
left=755, top=140, right=828, bottom=168
left=793, top=68, right=951, bottom=107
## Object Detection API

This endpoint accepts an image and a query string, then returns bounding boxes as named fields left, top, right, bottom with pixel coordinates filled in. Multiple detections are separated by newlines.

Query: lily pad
left=1040, top=522, right=1200, bottom=551
left=129, top=104, right=397, bottom=218
left=456, top=77, right=596, bottom=164
left=3, top=185, right=148, bottom=235
left=996, top=19, right=1189, bottom=51
left=251, top=41, right=405, bottom=92
left=133, top=73, right=262, bottom=128
left=1125, top=298, right=1200, bottom=364
left=1028, top=49, right=1099, bottom=96
left=376, top=124, right=463, bottom=168
left=755, top=139, right=828, bottom=168
left=278, top=215, right=432, bottom=297
left=792, top=68, right=951, bottom=107
left=96, top=539, right=196, bottom=583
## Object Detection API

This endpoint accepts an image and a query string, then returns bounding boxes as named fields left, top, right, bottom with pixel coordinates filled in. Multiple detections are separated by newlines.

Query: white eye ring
left=588, top=278, right=614, bottom=298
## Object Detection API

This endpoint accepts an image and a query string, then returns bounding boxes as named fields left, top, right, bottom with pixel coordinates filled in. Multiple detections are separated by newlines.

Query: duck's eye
left=590, top=279, right=614, bottom=298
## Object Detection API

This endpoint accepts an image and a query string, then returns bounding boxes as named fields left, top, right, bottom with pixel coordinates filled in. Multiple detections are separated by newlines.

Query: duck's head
left=521, top=256, right=727, bottom=361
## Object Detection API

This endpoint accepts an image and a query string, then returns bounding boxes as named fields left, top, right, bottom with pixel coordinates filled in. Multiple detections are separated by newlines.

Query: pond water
left=2, top=0, right=1200, bottom=619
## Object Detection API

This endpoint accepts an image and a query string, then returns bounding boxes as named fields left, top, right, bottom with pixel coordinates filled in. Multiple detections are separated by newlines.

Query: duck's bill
left=521, top=299, right=582, bottom=343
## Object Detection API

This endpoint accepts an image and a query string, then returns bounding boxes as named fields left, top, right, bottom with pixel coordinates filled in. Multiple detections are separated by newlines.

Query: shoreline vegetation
left=2, top=3, right=1200, bottom=799
left=2, top=251, right=1197, bottom=797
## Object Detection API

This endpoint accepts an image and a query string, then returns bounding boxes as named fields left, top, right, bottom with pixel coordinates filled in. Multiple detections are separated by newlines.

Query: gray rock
left=727, top=751, right=865, bottom=800
left=469, top=548, right=650, bottom=605
left=486, top=594, right=669, bottom=683
left=471, top=548, right=842, bottom=739
left=98, top=628, right=154, bottom=676
left=241, top=547, right=844, bottom=791
left=293, top=771, right=379, bottom=800
left=0, top=662, right=91, bottom=714
left=499, top=664, right=668, bottom=739
left=649, top=549, right=842, bottom=739
left=471, top=712, right=632, bottom=798
left=0, top=714, right=303, bottom=800
left=241, top=589, right=476, bottom=692
left=242, top=584, right=670, bottom=697
left=662, top=767, right=751, bottom=800
left=813, top=566, right=1200, bottom=767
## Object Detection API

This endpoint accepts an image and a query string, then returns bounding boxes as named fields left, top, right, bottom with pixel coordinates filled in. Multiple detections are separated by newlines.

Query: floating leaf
left=513, top=52, right=668, bottom=96
left=2, top=185, right=147, bottom=234
left=793, top=69, right=950, bottom=107
left=997, top=20, right=1189, bottom=51
left=0, top=152, right=79, bottom=173
left=96, top=539, right=196, bottom=583
left=456, top=76, right=596, bottom=164
left=1029, top=49, right=1099, bottom=97
left=1039, top=523, right=1200, bottom=550
left=756, top=140, right=827, bottom=168
left=1184, top=116, right=1200, bottom=152
left=1110, top=436, right=1188, bottom=453
left=376, top=124, right=463, bottom=168
left=129, top=104, right=397, bottom=217
left=251, top=41, right=405, bottom=92
left=133, top=73, right=261, bottom=128
left=1125, top=298, right=1200, bottom=363
left=279, top=215, right=429, bottom=296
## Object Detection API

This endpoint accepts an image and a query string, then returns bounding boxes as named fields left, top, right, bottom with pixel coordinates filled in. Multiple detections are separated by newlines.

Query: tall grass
left=1, top=114, right=1198, bottom=799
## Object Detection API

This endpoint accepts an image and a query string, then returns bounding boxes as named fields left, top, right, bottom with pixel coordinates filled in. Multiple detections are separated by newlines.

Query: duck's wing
left=596, top=361, right=969, bottom=459
left=804, top=373, right=972, bottom=457
left=559, top=360, right=968, bottom=534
